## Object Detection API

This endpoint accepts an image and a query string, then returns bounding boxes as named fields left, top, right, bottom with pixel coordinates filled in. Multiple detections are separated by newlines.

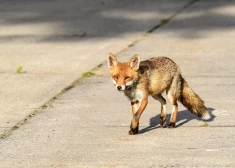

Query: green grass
left=16, top=66, right=23, bottom=74
left=80, top=32, right=86, bottom=37
left=201, top=122, right=209, bottom=127
left=160, top=19, right=169, bottom=24
left=82, top=71, right=94, bottom=78
left=72, top=32, right=86, bottom=37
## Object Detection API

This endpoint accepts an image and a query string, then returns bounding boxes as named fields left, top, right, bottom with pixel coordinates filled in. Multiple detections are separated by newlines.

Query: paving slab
left=0, top=0, right=190, bottom=135
left=1, top=0, right=235, bottom=167
left=0, top=72, right=235, bottom=168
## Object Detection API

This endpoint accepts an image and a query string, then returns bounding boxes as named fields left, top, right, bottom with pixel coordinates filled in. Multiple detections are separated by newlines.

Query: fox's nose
left=117, top=86, right=122, bottom=90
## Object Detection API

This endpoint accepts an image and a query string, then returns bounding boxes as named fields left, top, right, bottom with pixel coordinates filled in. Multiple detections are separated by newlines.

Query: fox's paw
left=167, top=122, right=175, bottom=128
left=129, top=122, right=139, bottom=135
left=160, top=116, right=166, bottom=128
left=128, top=127, right=139, bottom=135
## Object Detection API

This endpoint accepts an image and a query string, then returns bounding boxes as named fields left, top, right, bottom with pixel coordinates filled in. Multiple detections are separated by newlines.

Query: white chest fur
left=135, top=90, right=144, bottom=102
left=124, top=88, right=144, bottom=102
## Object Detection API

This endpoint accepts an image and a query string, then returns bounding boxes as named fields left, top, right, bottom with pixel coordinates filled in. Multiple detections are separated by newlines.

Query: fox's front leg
left=130, top=100, right=139, bottom=134
left=129, top=98, right=148, bottom=135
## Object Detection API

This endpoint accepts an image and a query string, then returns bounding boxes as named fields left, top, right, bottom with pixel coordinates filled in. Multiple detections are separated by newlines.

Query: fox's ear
left=129, top=54, right=140, bottom=70
left=107, top=53, right=118, bottom=68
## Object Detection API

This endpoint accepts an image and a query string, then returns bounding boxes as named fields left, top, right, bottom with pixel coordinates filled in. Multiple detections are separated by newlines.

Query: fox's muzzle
left=117, top=86, right=122, bottom=90
left=116, top=85, right=125, bottom=91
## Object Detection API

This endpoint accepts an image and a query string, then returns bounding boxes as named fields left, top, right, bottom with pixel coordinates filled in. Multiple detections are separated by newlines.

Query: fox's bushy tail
left=179, top=78, right=210, bottom=120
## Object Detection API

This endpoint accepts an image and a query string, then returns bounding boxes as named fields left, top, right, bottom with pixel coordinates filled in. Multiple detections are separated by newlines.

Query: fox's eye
left=125, top=76, right=130, bottom=80
left=113, top=75, right=118, bottom=79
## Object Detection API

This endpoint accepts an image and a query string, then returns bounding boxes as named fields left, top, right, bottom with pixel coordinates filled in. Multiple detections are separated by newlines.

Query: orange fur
left=107, top=53, right=210, bottom=135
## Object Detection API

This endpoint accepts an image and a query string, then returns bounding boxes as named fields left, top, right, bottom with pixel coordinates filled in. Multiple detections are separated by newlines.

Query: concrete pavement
left=1, top=0, right=235, bottom=167
left=0, top=0, right=190, bottom=136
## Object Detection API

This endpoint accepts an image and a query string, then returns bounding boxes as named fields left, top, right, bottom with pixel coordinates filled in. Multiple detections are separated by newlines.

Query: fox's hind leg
left=167, top=88, right=178, bottom=128
left=152, top=94, right=167, bottom=127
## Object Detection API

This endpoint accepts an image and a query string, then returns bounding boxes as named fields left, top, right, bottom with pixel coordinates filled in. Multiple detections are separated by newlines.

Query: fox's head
left=107, top=53, right=140, bottom=91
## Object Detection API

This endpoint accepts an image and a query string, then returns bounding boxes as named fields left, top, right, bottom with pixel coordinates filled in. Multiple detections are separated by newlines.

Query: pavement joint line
left=147, top=0, right=199, bottom=34
left=0, top=69, right=97, bottom=139
left=0, top=0, right=199, bottom=140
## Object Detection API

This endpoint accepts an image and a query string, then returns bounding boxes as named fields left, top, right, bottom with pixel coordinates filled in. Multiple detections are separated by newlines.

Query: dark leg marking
left=160, top=116, right=166, bottom=128
left=131, top=100, right=139, bottom=105
left=167, top=122, right=175, bottom=128
left=129, top=122, right=139, bottom=135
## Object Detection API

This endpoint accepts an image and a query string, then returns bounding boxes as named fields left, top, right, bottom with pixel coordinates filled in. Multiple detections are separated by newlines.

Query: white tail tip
left=202, top=111, right=211, bottom=120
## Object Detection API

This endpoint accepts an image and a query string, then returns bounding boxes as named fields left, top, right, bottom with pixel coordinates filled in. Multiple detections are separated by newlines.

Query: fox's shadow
left=138, top=108, right=215, bottom=134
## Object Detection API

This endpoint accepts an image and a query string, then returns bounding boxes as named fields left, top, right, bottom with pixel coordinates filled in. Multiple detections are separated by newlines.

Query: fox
left=107, top=53, right=210, bottom=135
